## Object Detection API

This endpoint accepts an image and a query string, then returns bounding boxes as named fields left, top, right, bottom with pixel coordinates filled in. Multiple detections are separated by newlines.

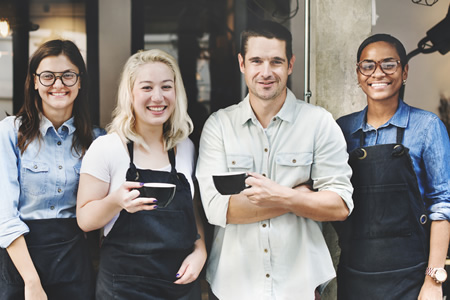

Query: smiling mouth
left=258, top=81, right=275, bottom=87
left=50, top=92, right=69, bottom=96
left=147, top=106, right=166, bottom=112
left=369, top=82, right=391, bottom=87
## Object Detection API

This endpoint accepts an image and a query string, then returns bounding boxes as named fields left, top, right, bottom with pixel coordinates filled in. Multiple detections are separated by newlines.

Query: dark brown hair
left=16, top=39, right=93, bottom=155
left=240, top=20, right=293, bottom=63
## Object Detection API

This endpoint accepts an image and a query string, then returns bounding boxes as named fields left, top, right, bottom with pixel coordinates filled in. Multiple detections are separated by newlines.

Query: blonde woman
left=76, top=49, right=206, bottom=299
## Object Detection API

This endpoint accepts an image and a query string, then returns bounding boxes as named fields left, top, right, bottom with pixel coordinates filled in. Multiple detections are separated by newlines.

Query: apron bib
left=96, top=142, right=198, bottom=300
left=0, top=218, right=94, bottom=300
left=337, top=128, right=430, bottom=300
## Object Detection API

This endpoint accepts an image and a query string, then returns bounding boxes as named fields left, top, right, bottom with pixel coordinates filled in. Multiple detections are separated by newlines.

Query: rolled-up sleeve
left=423, top=117, right=450, bottom=221
left=196, top=114, right=231, bottom=228
left=0, top=118, right=29, bottom=248
left=311, top=111, right=354, bottom=214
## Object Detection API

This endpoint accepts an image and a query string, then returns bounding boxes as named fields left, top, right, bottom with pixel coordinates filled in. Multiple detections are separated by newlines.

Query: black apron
left=336, top=128, right=430, bottom=300
left=0, top=218, right=95, bottom=300
left=95, top=142, right=198, bottom=300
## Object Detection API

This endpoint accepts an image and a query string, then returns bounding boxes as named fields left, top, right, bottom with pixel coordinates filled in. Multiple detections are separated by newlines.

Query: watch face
left=435, top=269, right=447, bottom=282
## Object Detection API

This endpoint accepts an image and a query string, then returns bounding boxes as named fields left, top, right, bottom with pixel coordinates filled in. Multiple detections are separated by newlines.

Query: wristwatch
left=425, top=267, right=447, bottom=283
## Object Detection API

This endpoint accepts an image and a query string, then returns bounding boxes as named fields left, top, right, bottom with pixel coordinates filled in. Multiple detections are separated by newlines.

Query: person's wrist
left=23, top=273, right=41, bottom=286
left=425, top=267, right=447, bottom=284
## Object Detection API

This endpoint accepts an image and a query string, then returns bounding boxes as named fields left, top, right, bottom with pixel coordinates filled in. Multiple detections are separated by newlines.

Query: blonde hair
left=107, top=49, right=193, bottom=150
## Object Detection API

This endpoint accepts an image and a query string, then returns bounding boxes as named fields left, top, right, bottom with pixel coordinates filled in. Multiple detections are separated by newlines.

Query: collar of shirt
left=39, top=115, right=76, bottom=137
left=350, top=99, right=411, bottom=135
left=239, top=88, right=298, bottom=127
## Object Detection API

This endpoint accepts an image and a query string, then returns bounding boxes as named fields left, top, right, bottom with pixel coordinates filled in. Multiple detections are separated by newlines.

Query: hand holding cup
left=212, top=172, right=250, bottom=195
left=139, top=183, right=176, bottom=208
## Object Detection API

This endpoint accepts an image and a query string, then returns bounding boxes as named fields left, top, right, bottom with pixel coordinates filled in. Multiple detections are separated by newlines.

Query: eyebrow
left=248, top=56, right=286, bottom=62
left=138, top=79, right=174, bottom=84
left=39, top=69, right=77, bottom=73
left=362, top=57, right=397, bottom=61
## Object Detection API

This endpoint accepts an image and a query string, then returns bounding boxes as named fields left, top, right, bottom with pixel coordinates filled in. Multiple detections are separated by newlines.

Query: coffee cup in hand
left=212, top=172, right=249, bottom=195
left=139, top=183, right=176, bottom=208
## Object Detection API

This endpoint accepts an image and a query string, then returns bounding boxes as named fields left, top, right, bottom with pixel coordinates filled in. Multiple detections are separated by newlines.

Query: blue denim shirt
left=337, top=99, right=450, bottom=221
left=0, top=116, right=105, bottom=248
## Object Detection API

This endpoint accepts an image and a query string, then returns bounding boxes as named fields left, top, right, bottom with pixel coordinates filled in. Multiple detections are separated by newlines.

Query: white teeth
left=371, top=83, right=388, bottom=87
left=51, top=92, right=67, bottom=96
left=147, top=106, right=165, bottom=111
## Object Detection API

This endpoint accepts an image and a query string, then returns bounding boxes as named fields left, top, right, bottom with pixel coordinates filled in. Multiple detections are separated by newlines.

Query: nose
left=152, top=87, right=164, bottom=101
left=371, top=63, right=385, bottom=77
left=53, top=76, right=64, bottom=88
left=261, top=61, right=272, bottom=78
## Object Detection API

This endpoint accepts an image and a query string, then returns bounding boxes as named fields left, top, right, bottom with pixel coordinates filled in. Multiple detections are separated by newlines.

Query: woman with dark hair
left=0, top=39, right=103, bottom=299
left=336, top=33, right=450, bottom=299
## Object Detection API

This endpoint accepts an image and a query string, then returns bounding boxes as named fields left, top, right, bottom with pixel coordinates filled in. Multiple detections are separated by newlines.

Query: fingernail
left=154, top=205, right=158, bottom=209
left=153, top=199, right=158, bottom=203
left=139, top=182, right=144, bottom=186
left=176, top=273, right=180, bottom=277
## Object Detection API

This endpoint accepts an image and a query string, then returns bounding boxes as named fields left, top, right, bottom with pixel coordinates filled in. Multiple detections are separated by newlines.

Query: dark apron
left=0, top=218, right=95, bottom=300
left=336, top=128, right=430, bottom=300
left=95, top=142, right=198, bottom=300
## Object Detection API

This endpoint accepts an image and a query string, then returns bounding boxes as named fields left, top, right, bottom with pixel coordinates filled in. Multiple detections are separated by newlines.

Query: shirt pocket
left=274, top=152, right=312, bottom=185
left=21, top=160, right=50, bottom=196
left=226, top=154, right=253, bottom=172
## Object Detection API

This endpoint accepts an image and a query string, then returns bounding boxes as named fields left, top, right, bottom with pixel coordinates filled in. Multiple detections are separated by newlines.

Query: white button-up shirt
left=196, top=89, right=353, bottom=300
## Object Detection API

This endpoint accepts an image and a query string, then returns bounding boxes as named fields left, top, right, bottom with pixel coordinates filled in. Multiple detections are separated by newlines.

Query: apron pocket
left=353, top=183, right=411, bottom=239
left=338, top=262, right=426, bottom=300
left=127, top=210, right=196, bottom=253
left=28, top=232, right=92, bottom=285
left=112, top=274, right=193, bottom=300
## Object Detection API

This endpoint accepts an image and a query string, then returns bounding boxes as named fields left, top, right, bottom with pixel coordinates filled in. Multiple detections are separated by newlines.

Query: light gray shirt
left=196, top=89, right=353, bottom=300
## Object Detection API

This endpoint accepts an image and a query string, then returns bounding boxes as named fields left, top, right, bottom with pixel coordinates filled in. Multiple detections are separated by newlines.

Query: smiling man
left=196, top=20, right=354, bottom=300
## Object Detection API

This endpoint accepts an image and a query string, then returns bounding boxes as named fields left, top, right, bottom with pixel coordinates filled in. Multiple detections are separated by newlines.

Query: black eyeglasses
left=356, top=59, right=401, bottom=76
left=35, top=71, right=80, bottom=87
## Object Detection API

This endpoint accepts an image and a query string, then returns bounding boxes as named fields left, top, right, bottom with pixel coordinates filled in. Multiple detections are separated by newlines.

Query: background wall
left=373, top=0, right=450, bottom=116
left=98, top=0, right=131, bottom=127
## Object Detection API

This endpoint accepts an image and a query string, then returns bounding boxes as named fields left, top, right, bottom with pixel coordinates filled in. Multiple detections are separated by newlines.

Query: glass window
left=0, top=36, right=13, bottom=120
left=29, top=0, right=86, bottom=61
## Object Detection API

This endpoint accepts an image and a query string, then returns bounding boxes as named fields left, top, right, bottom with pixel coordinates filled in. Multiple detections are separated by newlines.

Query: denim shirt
left=0, top=116, right=105, bottom=248
left=337, top=99, right=450, bottom=221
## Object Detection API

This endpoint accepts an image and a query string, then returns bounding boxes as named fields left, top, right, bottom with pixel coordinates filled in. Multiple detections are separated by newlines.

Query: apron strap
left=127, top=141, right=134, bottom=162
left=168, top=148, right=177, bottom=174
left=396, top=127, right=405, bottom=144
left=126, top=141, right=177, bottom=177
left=359, top=130, right=365, bottom=147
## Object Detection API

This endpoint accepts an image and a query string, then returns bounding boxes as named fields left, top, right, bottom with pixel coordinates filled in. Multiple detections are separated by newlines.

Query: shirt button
left=57, top=141, right=62, bottom=146
left=58, top=165, right=63, bottom=169
left=232, top=161, right=236, bottom=165
left=262, top=223, right=267, bottom=228
left=264, top=148, right=268, bottom=152
left=50, top=206, right=55, bottom=210
left=266, top=274, right=270, bottom=278
left=264, top=249, right=268, bottom=253
left=292, top=159, right=296, bottom=163
left=34, top=165, right=38, bottom=169
left=58, top=188, right=62, bottom=193
left=262, top=173, right=266, bottom=177
left=272, top=118, right=276, bottom=122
